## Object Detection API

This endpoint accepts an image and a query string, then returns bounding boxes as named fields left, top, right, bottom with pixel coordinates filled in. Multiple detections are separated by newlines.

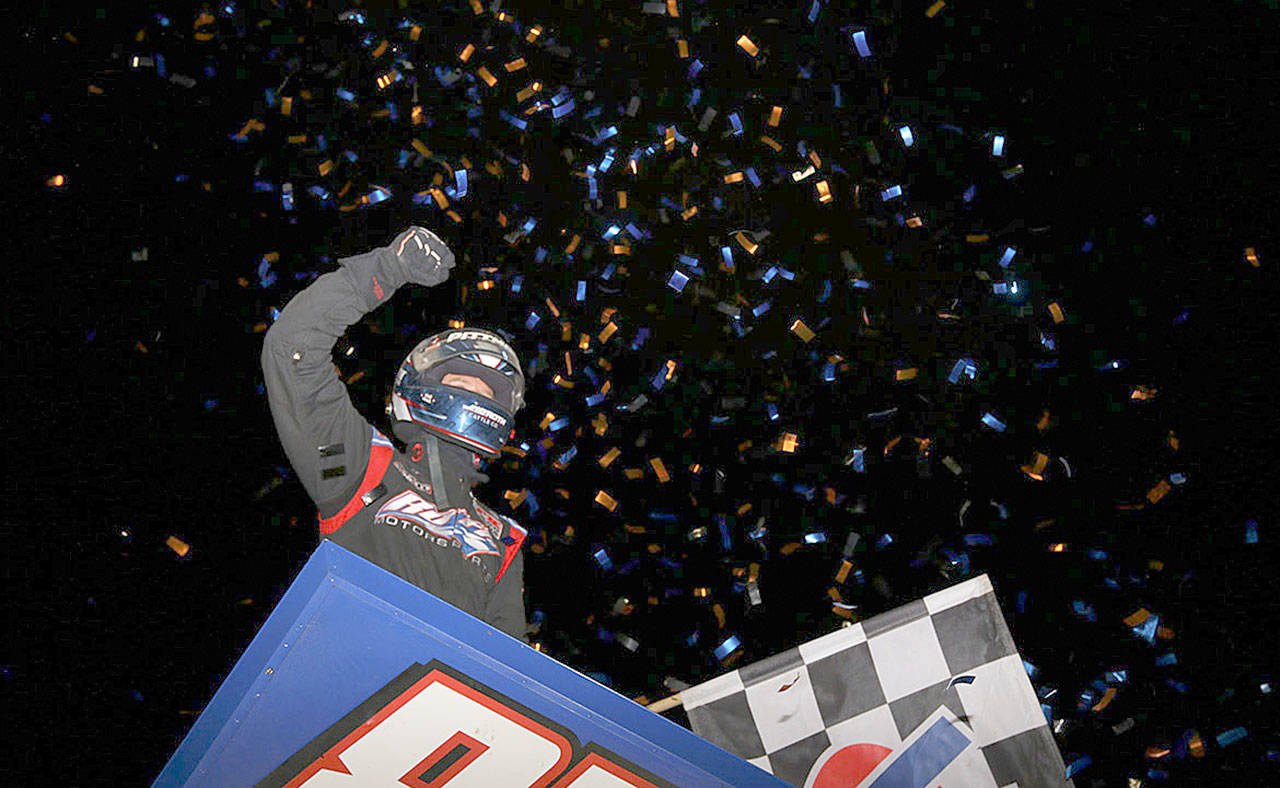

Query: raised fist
left=391, top=226, right=456, bottom=287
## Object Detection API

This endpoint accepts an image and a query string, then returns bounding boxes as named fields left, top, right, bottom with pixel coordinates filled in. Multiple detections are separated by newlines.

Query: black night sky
left=9, top=0, right=1280, bottom=784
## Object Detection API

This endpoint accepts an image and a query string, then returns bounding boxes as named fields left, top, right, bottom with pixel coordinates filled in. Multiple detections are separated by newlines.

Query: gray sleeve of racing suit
left=486, top=549, right=529, bottom=642
left=261, top=245, right=410, bottom=517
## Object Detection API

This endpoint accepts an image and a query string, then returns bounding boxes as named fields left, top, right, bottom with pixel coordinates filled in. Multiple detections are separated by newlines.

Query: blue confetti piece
left=454, top=170, right=467, bottom=198
left=534, top=247, right=548, bottom=264
left=948, top=675, right=976, bottom=687
left=1065, top=756, right=1091, bottom=779
left=898, top=125, right=914, bottom=147
left=767, top=403, right=779, bottom=421
left=593, top=548, right=613, bottom=571
left=713, top=635, right=741, bottom=661
left=717, top=515, right=732, bottom=551
left=1144, top=213, right=1157, bottom=226
left=807, top=0, right=821, bottom=23
left=510, top=275, right=523, bottom=294
left=947, top=358, right=978, bottom=384
left=548, top=417, right=570, bottom=432
left=720, top=246, right=734, bottom=270
left=998, top=246, right=1017, bottom=268
left=1245, top=519, right=1259, bottom=544
left=822, top=361, right=836, bottom=382
left=804, top=532, right=827, bottom=544
left=525, top=311, right=540, bottom=330
left=1216, top=727, right=1248, bottom=747
left=1155, top=652, right=1178, bottom=666
left=847, top=447, right=865, bottom=472
left=963, top=533, right=993, bottom=546
left=881, top=184, right=903, bottom=201
left=1132, top=614, right=1159, bottom=644
left=335, top=87, right=355, bottom=102
left=552, top=98, right=576, bottom=119
left=687, top=59, right=704, bottom=79
left=1071, top=600, right=1097, bottom=622
left=576, top=280, right=587, bottom=301
left=981, top=412, right=1007, bottom=432
left=851, top=29, right=871, bottom=57
left=992, top=135, right=1006, bottom=157
left=1022, top=659, right=1039, bottom=678
left=752, top=301, right=771, bottom=318
left=962, top=184, right=976, bottom=203
left=729, top=112, right=743, bottom=136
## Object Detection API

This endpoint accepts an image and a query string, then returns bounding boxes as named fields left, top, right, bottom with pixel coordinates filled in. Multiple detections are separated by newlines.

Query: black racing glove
left=391, top=226, right=456, bottom=287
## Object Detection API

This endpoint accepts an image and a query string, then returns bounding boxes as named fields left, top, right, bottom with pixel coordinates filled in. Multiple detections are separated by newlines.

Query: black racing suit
left=261, top=242, right=528, bottom=639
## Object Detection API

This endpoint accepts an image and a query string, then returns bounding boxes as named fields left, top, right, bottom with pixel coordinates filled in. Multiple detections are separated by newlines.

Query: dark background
left=7, top=0, right=1279, bottom=784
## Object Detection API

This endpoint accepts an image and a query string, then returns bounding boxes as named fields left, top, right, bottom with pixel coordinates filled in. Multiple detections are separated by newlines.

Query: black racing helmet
left=389, top=327, right=524, bottom=457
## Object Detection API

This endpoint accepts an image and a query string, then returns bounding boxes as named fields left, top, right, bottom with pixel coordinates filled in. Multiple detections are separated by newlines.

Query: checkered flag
left=683, top=575, right=1071, bottom=787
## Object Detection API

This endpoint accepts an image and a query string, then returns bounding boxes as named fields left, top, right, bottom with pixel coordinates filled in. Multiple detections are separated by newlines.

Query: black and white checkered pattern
left=684, top=575, right=1070, bottom=788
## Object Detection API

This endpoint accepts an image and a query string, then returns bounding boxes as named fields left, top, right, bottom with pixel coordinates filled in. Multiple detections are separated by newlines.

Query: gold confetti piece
left=468, top=0, right=484, bottom=14
left=736, top=34, right=759, bottom=57
left=624, top=468, right=644, bottom=480
left=410, top=24, right=422, bottom=41
left=1036, top=410, right=1052, bottom=431
left=759, top=135, right=782, bottom=152
left=45, top=174, right=67, bottom=188
left=767, top=106, right=783, bottom=127
left=905, top=216, right=924, bottom=228
left=1091, top=687, right=1117, bottom=712
left=1122, top=608, right=1151, bottom=627
left=592, top=412, right=609, bottom=436
left=476, top=66, right=497, bottom=86
left=1149, top=559, right=1164, bottom=571
left=166, top=536, right=190, bottom=557
left=649, top=457, right=670, bottom=482
left=595, top=490, right=619, bottom=511
left=1130, top=385, right=1157, bottom=401
left=712, top=603, right=726, bottom=628
left=615, top=190, right=628, bottom=209
left=516, top=82, right=541, bottom=102
left=300, top=89, right=313, bottom=101
left=566, top=234, right=581, bottom=254
left=965, top=233, right=990, bottom=243
left=545, top=297, right=560, bottom=318
left=598, top=322, right=618, bottom=343
left=779, top=542, right=801, bottom=555
left=1048, top=542, right=1066, bottom=553
left=815, top=180, right=833, bottom=203
left=376, top=71, right=399, bottom=90
left=1167, top=431, right=1180, bottom=451
left=1048, top=302, right=1066, bottom=323
left=895, top=367, right=918, bottom=381
left=667, top=0, right=680, bottom=16
left=790, top=319, right=815, bottom=343
left=778, top=433, right=799, bottom=453
left=526, top=25, right=542, bottom=42
left=737, top=441, right=753, bottom=455
left=1245, top=246, right=1260, bottom=267
left=676, top=38, right=689, bottom=58
left=926, top=0, right=946, bottom=18
left=504, top=57, right=527, bottom=72
left=735, top=231, right=759, bottom=254
left=680, top=206, right=698, bottom=221
left=280, top=96, right=294, bottom=115
left=791, top=165, right=815, bottom=182
left=317, top=159, right=334, bottom=176
left=599, top=447, right=621, bottom=468
left=539, top=412, right=556, bottom=430
left=835, top=560, right=853, bottom=584
left=1146, top=479, right=1172, bottom=504
left=737, top=502, right=753, bottom=516
left=371, top=40, right=388, bottom=58
left=64, top=32, right=78, bottom=44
